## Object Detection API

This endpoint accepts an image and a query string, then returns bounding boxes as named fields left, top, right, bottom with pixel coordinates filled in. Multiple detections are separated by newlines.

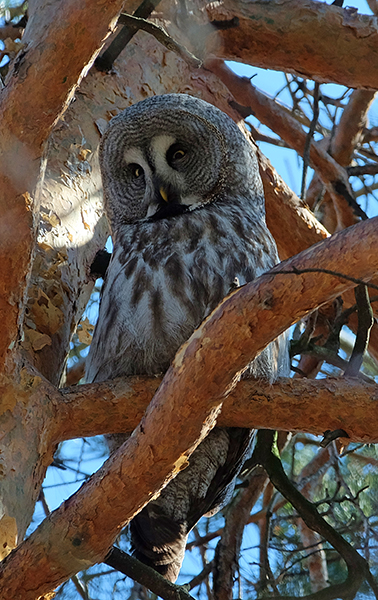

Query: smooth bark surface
left=54, top=376, right=378, bottom=444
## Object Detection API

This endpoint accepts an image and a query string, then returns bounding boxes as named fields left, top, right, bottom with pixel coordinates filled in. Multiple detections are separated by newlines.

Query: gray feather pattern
left=86, top=94, right=289, bottom=581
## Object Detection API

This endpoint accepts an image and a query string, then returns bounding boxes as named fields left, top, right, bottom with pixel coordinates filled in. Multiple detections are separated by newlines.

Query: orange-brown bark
left=0, top=14, right=340, bottom=566
left=205, top=0, right=378, bottom=89
left=0, top=0, right=136, bottom=374
left=53, top=375, right=378, bottom=445
left=257, top=150, right=329, bottom=260
left=1, top=218, right=377, bottom=599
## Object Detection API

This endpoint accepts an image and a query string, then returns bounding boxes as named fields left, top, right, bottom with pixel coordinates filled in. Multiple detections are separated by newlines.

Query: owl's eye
left=167, top=143, right=187, bottom=166
left=130, top=163, right=144, bottom=179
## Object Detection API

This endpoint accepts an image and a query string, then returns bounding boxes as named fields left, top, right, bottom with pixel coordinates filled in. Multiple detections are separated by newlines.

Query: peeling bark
left=0, top=0, right=378, bottom=595
left=0, top=0, right=134, bottom=375
left=0, top=0, right=138, bottom=560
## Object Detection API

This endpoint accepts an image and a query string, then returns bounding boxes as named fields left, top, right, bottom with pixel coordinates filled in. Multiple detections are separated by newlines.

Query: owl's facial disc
left=122, top=135, right=207, bottom=221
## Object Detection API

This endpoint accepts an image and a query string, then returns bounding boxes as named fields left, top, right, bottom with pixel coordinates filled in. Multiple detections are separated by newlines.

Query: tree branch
left=205, top=60, right=367, bottom=224
left=0, top=0, right=130, bottom=373
left=117, top=13, right=202, bottom=68
left=301, top=82, right=320, bottom=201
left=104, top=548, right=194, bottom=600
left=205, top=0, right=378, bottom=89
left=344, top=285, right=374, bottom=377
left=256, top=149, right=330, bottom=261
left=253, top=430, right=377, bottom=599
left=2, top=217, right=378, bottom=598
left=52, top=375, right=378, bottom=444
left=213, top=433, right=289, bottom=599
left=213, top=466, right=269, bottom=600
left=306, top=89, right=376, bottom=230
left=95, top=0, right=162, bottom=71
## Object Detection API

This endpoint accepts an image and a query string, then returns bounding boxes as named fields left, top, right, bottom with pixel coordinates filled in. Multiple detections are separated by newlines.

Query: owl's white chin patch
left=146, top=203, right=160, bottom=218
left=146, top=195, right=202, bottom=218
left=180, top=194, right=202, bottom=208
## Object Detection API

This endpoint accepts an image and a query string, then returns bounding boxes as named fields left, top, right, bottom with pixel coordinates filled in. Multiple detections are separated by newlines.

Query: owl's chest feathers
left=94, top=205, right=276, bottom=377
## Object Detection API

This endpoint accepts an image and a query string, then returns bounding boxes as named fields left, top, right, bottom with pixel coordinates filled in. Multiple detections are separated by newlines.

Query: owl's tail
left=130, top=427, right=255, bottom=581
left=130, top=506, right=188, bottom=582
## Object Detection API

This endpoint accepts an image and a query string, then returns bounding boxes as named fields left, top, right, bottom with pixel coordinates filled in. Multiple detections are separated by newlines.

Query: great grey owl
left=86, top=93, right=288, bottom=582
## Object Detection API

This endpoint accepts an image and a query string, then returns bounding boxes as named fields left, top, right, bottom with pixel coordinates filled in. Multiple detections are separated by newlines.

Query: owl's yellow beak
left=159, top=187, right=168, bottom=203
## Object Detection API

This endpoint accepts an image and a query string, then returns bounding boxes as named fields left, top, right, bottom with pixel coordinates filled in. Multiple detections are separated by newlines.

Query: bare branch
left=348, top=164, right=378, bottom=177
left=118, top=13, right=202, bottom=68
left=344, top=285, right=374, bottom=377
left=301, top=82, right=320, bottom=201
left=95, top=0, right=162, bottom=71
left=306, top=89, right=376, bottom=230
left=213, top=467, right=270, bottom=600
left=205, top=0, right=378, bottom=89
left=205, top=60, right=367, bottom=225
left=104, top=548, right=194, bottom=600
left=253, top=430, right=377, bottom=599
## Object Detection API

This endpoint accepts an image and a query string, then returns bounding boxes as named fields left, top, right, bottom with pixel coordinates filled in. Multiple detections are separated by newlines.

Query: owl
left=86, top=94, right=288, bottom=582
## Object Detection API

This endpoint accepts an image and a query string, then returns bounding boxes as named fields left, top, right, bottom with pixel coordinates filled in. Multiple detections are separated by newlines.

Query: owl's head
left=99, top=94, right=264, bottom=231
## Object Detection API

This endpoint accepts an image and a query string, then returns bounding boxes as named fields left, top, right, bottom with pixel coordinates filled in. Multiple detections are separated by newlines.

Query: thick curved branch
left=1, top=217, right=378, bottom=599
left=205, top=0, right=378, bottom=89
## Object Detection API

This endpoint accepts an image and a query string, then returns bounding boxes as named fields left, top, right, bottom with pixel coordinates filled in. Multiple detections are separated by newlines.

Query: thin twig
left=293, top=345, right=373, bottom=383
left=258, top=492, right=280, bottom=594
left=344, top=285, right=374, bottom=377
left=347, top=164, right=378, bottom=177
left=301, top=82, right=320, bottom=200
left=104, top=547, right=195, bottom=600
left=187, top=561, right=214, bottom=591
left=71, top=575, right=90, bottom=600
left=276, top=267, right=378, bottom=293
left=253, top=430, right=378, bottom=600
left=118, top=14, right=202, bottom=68
left=95, top=0, right=162, bottom=72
